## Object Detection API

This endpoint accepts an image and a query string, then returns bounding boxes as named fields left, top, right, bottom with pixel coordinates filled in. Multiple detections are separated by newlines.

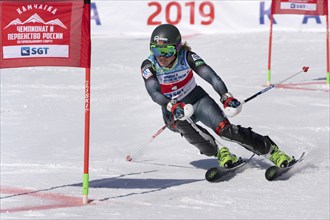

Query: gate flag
left=267, top=0, right=329, bottom=85
left=0, top=0, right=92, bottom=204
left=271, top=0, right=328, bottom=15
left=0, top=0, right=91, bottom=68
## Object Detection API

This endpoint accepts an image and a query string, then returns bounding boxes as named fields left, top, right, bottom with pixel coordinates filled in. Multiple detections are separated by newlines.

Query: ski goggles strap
left=150, top=44, right=177, bottom=58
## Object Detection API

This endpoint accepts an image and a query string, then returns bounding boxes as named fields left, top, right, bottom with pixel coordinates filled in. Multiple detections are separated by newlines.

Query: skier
left=140, top=24, right=293, bottom=168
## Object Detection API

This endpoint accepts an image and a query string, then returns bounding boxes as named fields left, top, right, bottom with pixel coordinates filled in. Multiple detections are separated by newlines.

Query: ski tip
left=300, top=152, right=306, bottom=160
left=291, top=152, right=305, bottom=164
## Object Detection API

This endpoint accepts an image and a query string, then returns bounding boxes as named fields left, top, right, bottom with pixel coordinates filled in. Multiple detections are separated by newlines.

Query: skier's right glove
left=167, top=100, right=194, bottom=121
left=220, top=92, right=242, bottom=118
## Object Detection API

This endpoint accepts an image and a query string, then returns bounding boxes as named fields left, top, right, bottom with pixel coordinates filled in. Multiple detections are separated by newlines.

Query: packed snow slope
left=1, top=32, right=329, bottom=219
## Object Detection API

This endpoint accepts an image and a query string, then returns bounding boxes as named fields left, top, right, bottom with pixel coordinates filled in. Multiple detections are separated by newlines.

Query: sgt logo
left=20, top=47, right=49, bottom=56
left=290, top=3, right=306, bottom=9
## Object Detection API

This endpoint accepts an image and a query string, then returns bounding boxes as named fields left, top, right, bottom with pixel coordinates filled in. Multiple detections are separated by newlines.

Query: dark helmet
left=150, top=24, right=182, bottom=47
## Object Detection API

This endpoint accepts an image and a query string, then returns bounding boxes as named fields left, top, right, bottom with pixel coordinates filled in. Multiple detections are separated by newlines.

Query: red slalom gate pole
left=82, top=67, right=91, bottom=205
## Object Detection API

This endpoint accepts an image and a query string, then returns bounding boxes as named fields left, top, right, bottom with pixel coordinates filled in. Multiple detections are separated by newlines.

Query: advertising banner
left=271, top=0, right=328, bottom=15
left=0, top=0, right=91, bottom=68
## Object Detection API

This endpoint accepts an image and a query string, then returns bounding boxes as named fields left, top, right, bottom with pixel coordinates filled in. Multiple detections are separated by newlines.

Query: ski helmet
left=150, top=24, right=182, bottom=47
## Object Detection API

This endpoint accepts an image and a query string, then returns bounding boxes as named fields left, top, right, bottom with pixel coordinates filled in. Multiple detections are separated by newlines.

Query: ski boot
left=266, top=145, right=293, bottom=168
left=217, top=147, right=240, bottom=168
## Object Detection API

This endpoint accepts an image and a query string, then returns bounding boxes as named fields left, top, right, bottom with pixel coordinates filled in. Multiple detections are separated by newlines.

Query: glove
left=167, top=101, right=194, bottom=121
left=220, top=93, right=242, bottom=118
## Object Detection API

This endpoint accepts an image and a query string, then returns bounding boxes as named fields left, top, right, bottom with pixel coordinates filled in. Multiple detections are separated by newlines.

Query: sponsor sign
left=3, top=45, right=69, bottom=58
left=272, top=0, right=328, bottom=15
left=0, top=0, right=90, bottom=68
left=2, top=3, right=71, bottom=59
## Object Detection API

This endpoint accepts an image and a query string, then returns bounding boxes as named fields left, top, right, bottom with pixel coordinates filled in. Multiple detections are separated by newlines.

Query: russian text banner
left=0, top=0, right=90, bottom=68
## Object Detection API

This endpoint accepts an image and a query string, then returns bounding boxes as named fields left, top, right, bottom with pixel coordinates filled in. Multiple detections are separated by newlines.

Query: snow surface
left=1, top=31, right=329, bottom=219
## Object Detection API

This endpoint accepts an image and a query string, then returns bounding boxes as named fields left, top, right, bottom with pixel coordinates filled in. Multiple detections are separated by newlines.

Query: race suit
left=141, top=48, right=275, bottom=157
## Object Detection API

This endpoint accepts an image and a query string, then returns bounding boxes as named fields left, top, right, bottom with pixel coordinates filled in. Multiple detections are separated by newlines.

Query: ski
left=265, top=152, right=305, bottom=181
left=205, top=154, right=255, bottom=182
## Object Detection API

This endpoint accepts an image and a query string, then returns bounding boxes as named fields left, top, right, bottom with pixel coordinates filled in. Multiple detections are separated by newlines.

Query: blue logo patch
left=142, top=68, right=153, bottom=79
left=21, top=47, right=30, bottom=56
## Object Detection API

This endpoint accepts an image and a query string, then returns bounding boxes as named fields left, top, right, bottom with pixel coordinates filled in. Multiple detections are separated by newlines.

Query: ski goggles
left=150, top=44, right=177, bottom=58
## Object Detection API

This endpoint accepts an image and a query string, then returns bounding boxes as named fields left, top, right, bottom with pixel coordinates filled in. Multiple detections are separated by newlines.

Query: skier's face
left=155, top=55, right=176, bottom=68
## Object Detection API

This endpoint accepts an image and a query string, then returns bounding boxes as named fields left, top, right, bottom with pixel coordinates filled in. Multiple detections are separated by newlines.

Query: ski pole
left=125, top=103, right=193, bottom=161
left=186, top=118, right=228, bottom=148
left=126, top=124, right=167, bottom=161
left=243, top=66, right=309, bottom=104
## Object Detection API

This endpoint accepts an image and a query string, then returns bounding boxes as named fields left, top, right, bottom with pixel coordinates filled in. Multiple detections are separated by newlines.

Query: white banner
left=90, top=1, right=329, bottom=37
left=3, top=45, right=69, bottom=59
left=280, top=2, right=317, bottom=11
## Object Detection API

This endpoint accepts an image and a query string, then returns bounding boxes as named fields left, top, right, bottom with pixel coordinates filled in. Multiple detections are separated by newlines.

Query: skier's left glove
left=221, top=92, right=242, bottom=118
left=167, top=100, right=194, bottom=121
